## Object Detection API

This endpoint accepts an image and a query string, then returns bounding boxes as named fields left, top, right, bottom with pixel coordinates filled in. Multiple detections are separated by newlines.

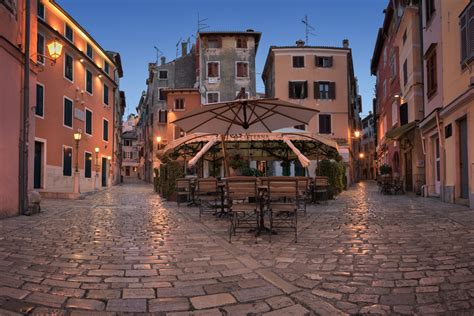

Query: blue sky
left=58, top=0, right=387, bottom=118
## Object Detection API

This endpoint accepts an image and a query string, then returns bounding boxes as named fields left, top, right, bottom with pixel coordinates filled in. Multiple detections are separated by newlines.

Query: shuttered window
left=207, top=62, right=219, bottom=78
left=37, top=0, right=45, bottom=20
left=207, top=92, right=219, bottom=103
left=63, top=98, right=73, bottom=128
left=86, top=43, right=93, bottom=59
left=425, top=0, right=435, bottom=24
left=460, top=2, right=474, bottom=65
left=37, top=33, right=45, bottom=64
left=236, top=37, right=247, bottom=48
left=314, top=81, right=336, bottom=100
left=292, top=56, right=305, bottom=68
left=236, top=62, right=249, bottom=77
left=36, top=84, right=44, bottom=117
left=65, top=23, right=73, bottom=42
left=319, top=114, right=331, bottom=134
left=288, top=81, right=307, bottom=99
left=402, top=59, right=408, bottom=87
left=103, top=119, right=109, bottom=141
left=64, top=54, right=73, bottom=81
left=63, top=147, right=72, bottom=176
left=103, top=84, right=109, bottom=105
left=425, top=45, right=437, bottom=98
left=174, top=98, right=185, bottom=110
left=86, top=69, right=93, bottom=94
left=84, top=152, right=92, bottom=178
left=315, top=56, right=333, bottom=68
left=158, top=110, right=167, bottom=123
left=85, top=109, right=92, bottom=135
left=206, top=37, right=221, bottom=48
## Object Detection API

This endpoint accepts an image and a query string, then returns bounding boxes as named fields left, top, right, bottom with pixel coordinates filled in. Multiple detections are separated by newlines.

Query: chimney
left=160, top=56, right=166, bottom=65
left=181, top=42, right=187, bottom=56
left=295, top=39, right=305, bottom=47
left=343, top=39, right=349, bottom=48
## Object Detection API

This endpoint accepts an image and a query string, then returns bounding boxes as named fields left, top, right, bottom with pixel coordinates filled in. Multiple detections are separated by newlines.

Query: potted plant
left=379, top=164, right=392, bottom=176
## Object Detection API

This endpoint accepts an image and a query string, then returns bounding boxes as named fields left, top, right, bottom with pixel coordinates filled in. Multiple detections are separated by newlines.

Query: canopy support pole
left=221, top=134, right=230, bottom=177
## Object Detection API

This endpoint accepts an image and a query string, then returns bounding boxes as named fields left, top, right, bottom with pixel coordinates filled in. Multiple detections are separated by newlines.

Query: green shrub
left=157, top=161, right=184, bottom=200
left=318, top=159, right=346, bottom=194
left=379, top=163, right=392, bottom=175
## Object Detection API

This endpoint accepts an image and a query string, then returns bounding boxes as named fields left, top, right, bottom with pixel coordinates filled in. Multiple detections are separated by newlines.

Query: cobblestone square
left=1, top=181, right=474, bottom=314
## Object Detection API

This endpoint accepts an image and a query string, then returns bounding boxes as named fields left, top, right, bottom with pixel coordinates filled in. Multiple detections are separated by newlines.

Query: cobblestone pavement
left=1, top=181, right=474, bottom=315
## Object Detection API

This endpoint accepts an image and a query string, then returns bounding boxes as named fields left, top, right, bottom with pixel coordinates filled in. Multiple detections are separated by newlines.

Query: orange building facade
left=34, top=0, right=123, bottom=194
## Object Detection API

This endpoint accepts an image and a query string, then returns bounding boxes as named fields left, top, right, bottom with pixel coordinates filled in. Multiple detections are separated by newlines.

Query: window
left=445, top=124, right=452, bottom=138
left=84, top=152, right=92, bottom=178
left=85, top=109, right=92, bottom=135
left=158, top=110, right=167, bottom=123
left=63, top=146, right=72, bottom=176
left=37, top=0, right=45, bottom=20
left=86, top=69, right=93, bottom=94
left=400, top=103, right=408, bottom=126
left=402, top=59, right=408, bottom=86
left=158, top=89, right=166, bottom=101
left=236, top=37, right=247, bottom=48
left=37, top=33, right=45, bottom=64
left=159, top=70, right=168, bottom=79
left=103, top=84, right=109, bottom=105
left=207, top=92, right=219, bottom=104
left=65, top=23, right=73, bottom=42
left=207, top=37, right=221, bottom=48
left=425, top=0, right=435, bottom=24
left=207, top=62, right=219, bottom=78
left=460, top=2, right=474, bottom=65
left=314, top=81, right=335, bottom=100
left=236, top=62, right=249, bottom=78
left=390, top=52, right=396, bottom=77
left=319, top=114, right=331, bottom=134
left=292, top=56, right=305, bottom=68
left=288, top=81, right=307, bottom=99
left=86, top=43, right=93, bottom=59
left=315, top=56, right=333, bottom=68
left=392, top=101, right=398, bottom=126
left=104, top=60, right=109, bottom=75
left=36, top=84, right=44, bottom=117
left=103, top=119, right=109, bottom=141
left=64, top=54, right=73, bottom=82
left=425, top=45, right=437, bottom=97
left=174, top=98, right=185, bottom=110
left=63, top=97, right=73, bottom=128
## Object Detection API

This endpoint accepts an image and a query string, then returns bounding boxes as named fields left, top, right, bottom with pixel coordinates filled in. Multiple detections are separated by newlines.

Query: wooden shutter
left=329, top=82, right=336, bottom=99
left=314, top=82, right=320, bottom=99
left=328, top=56, right=333, bottom=67
left=289, top=82, right=295, bottom=98
left=315, top=56, right=320, bottom=67
left=303, top=81, right=308, bottom=98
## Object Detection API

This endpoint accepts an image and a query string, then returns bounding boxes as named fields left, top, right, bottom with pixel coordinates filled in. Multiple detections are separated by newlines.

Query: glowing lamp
left=354, top=130, right=361, bottom=138
left=359, top=152, right=365, bottom=159
left=156, top=136, right=162, bottom=143
left=47, top=39, right=63, bottom=60
left=94, top=147, right=99, bottom=153
left=73, top=132, right=82, bottom=141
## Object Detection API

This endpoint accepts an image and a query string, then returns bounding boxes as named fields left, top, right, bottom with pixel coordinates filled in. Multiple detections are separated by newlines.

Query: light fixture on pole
left=354, top=130, right=361, bottom=138
left=94, top=147, right=100, bottom=190
left=156, top=136, right=162, bottom=150
left=359, top=152, right=365, bottom=159
left=73, top=130, right=82, bottom=172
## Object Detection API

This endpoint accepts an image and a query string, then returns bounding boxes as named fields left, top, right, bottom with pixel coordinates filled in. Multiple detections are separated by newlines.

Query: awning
left=283, top=136, right=310, bottom=168
left=188, top=136, right=219, bottom=167
left=384, top=121, right=417, bottom=141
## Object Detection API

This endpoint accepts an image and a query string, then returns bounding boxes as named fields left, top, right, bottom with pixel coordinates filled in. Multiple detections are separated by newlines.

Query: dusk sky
left=58, top=0, right=387, bottom=118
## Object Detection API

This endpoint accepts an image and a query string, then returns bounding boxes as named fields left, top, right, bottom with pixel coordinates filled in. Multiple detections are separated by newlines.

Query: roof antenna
left=301, top=15, right=316, bottom=44
left=153, top=46, right=163, bottom=65
left=175, top=37, right=182, bottom=58
left=197, top=13, right=209, bottom=32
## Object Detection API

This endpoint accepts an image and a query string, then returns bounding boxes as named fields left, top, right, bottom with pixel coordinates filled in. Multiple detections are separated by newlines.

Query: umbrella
left=170, top=98, right=319, bottom=175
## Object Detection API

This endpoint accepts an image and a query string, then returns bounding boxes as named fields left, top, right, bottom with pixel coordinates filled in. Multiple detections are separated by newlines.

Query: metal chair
left=313, top=176, right=329, bottom=204
left=175, top=179, right=191, bottom=206
left=196, top=177, right=218, bottom=218
left=225, top=177, right=259, bottom=243
left=295, top=176, right=310, bottom=216
left=267, top=178, right=298, bottom=243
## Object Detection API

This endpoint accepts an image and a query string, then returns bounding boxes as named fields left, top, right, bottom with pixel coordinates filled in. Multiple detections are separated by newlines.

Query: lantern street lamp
left=156, top=136, right=163, bottom=150
left=359, top=152, right=365, bottom=159
left=94, top=147, right=100, bottom=190
left=47, top=38, right=63, bottom=61
left=72, top=129, right=82, bottom=194
left=354, top=130, right=361, bottom=138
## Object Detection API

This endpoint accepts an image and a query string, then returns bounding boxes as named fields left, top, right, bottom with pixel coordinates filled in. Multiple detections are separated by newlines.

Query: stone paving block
left=379, top=293, right=415, bottom=305
left=25, top=292, right=67, bottom=308
left=122, top=288, right=155, bottom=299
left=190, top=293, right=236, bottom=309
left=66, top=298, right=105, bottom=311
left=263, top=304, right=309, bottom=316
left=148, top=297, right=190, bottom=312
left=157, top=286, right=205, bottom=297
left=88, top=270, right=124, bottom=277
left=348, top=294, right=379, bottom=304
left=359, top=304, right=390, bottom=314
left=31, top=307, right=67, bottom=315
left=166, top=308, right=222, bottom=316
left=222, top=301, right=271, bottom=315
left=106, top=298, right=147, bottom=312
left=49, top=287, right=85, bottom=298
left=86, top=289, right=121, bottom=300
left=312, top=288, right=343, bottom=300
left=0, top=287, right=30, bottom=299
left=265, top=295, right=294, bottom=309
left=232, top=285, right=283, bottom=302
left=291, top=291, right=347, bottom=315
left=42, top=279, right=81, bottom=289
left=125, top=269, right=157, bottom=277
left=256, top=269, right=299, bottom=294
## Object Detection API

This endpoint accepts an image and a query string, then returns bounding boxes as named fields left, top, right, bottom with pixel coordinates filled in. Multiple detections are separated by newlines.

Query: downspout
left=20, top=0, right=31, bottom=215
left=417, top=0, right=426, bottom=192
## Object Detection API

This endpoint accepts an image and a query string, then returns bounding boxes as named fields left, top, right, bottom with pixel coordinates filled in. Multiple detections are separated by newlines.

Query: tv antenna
left=301, top=15, right=316, bottom=44
left=153, top=46, right=163, bottom=64
left=197, top=13, right=209, bottom=32
left=175, top=37, right=182, bottom=57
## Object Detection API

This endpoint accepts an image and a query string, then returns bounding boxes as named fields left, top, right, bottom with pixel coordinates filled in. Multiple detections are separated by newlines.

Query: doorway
left=405, top=150, right=413, bottom=191
left=101, top=157, right=107, bottom=187
left=459, top=118, right=469, bottom=199
left=34, top=141, right=43, bottom=189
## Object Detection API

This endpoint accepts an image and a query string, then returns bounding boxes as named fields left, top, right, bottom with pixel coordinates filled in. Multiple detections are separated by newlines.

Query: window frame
left=103, top=84, right=109, bottom=106
left=86, top=42, right=93, bottom=59
left=318, top=114, right=332, bottom=134
left=235, top=61, right=249, bottom=78
left=288, top=80, right=308, bottom=99
left=37, top=0, right=45, bottom=20
left=102, top=118, right=109, bottom=142
left=206, top=91, right=220, bottom=104
left=460, top=2, right=474, bottom=65
left=425, top=45, right=438, bottom=98
left=37, top=32, right=45, bottom=65
left=104, top=60, right=109, bottom=75
left=62, top=145, right=73, bottom=177
left=236, top=37, right=248, bottom=49
left=158, top=70, right=168, bottom=79
left=85, top=107, right=93, bottom=136
left=315, top=56, right=333, bottom=68
left=84, top=151, right=92, bottom=178
left=425, top=0, right=435, bottom=25
left=63, top=53, right=74, bottom=83
left=64, top=23, right=74, bottom=43
left=63, top=96, right=73, bottom=129
left=174, top=98, right=185, bottom=111
left=158, top=110, right=168, bottom=123
left=35, top=82, right=45, bottom=118
left=292, top=55, right=305, bottom=68
left=85, top=68, right=93, bottom=95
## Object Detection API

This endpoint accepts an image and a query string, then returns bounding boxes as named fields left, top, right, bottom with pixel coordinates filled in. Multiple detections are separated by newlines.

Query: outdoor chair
left=196, top=177, right=219, bottom=218
left=295, top=176, right=310, bottom=216
left=175, top=178, right=191, bottom=206
left=314, top=176, right=329, bottom=204
left=392, top=177, right=405, bottom=195
left=225, top=177, right=259, bottom=243
left=267, top=178, right=298, bottom=242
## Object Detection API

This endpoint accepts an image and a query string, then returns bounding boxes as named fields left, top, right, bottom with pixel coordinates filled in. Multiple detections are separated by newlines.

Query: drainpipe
left=20, top=0, right=31, bottom=215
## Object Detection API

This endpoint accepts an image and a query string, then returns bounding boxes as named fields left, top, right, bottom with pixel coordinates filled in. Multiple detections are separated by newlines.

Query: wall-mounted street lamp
left=94, top=147, right=100, bottom=191
left=354, top=130, right=361, bottom=139
left=73, top=130, right=82, bottom=172
left=359, top=152, right=365, bottom=159
left=156, top=136, right=163, bottom=150
left=35, top=38, right=64, bottom=65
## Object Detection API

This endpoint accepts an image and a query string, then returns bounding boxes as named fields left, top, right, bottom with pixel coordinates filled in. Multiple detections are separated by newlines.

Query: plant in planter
left=379, top=164, right=392, bottom=176
left=229, top=154, right=249, bottom=175
left=157, top=161, right=184, bottom=201
left=318, top=159, right=346, bottom=197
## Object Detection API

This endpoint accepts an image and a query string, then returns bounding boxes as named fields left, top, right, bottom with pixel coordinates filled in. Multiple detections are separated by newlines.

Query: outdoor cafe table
left=215, top=182, right=227, bottom=217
